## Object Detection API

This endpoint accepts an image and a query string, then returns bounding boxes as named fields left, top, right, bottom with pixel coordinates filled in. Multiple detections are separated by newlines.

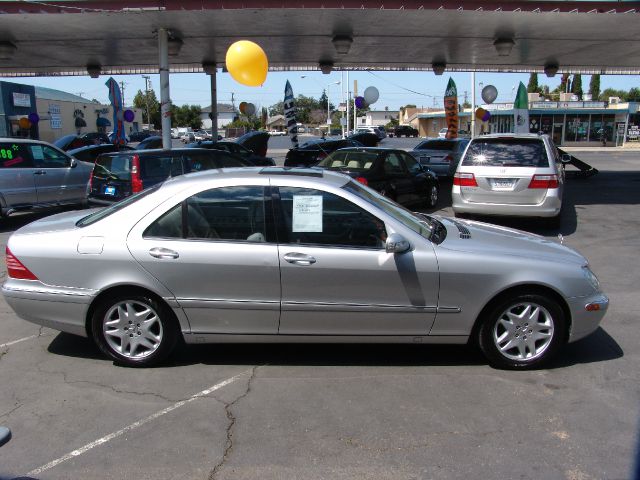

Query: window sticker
left=30, top=145, right=44, bottom=161
left=292, top=195, right=323, bottom=232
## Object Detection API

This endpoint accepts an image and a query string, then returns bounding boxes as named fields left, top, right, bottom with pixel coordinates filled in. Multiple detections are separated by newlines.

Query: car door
left=399, top=151, right=430, bottom=202
left=275, top=185, right=439, bottom=335
left=127, top=184, right=281, bottom=335
left=28, top=143, right=84, bottom=204
left=0, top=142, right=37, bottom=209
left=379, top=152, right=415, bottom=205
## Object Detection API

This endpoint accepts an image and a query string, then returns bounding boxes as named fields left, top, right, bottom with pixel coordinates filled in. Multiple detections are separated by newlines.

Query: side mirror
left=0, top=427, right=11, bottom=448
left=70, top=157, right=78, bottom=168
left=385, top=233, right=411, bottom=254
left=561, top=154, right=572, bottom=164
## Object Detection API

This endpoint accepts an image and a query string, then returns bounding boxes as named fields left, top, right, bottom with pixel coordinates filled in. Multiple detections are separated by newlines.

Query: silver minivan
left=0, top=138, right=93, bottom=217
left=451, top=134, right=564, bottom=220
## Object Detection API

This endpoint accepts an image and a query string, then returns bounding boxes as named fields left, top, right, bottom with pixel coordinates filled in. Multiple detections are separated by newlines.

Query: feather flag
left=513, top=82, right=530, bottom=134
left=284, top=80, right=298, bottom=147
left=105, top=77, right=125, bottom=145
left=444, top=78, right=459, bottom=139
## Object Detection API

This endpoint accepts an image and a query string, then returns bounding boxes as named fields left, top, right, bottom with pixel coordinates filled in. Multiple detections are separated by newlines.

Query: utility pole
left=142, top=75, right=151, bottom=130
left=463, top=90, right=469, bottom=105
left=119, top=81, right=127, bottom=106
left=230, top=92, right=236, bottom=112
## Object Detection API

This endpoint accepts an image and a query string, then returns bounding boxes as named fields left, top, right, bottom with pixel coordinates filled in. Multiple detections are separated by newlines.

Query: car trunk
left=459, top=166, right=547, bottom=205
left=90, top=155, right=134, bottom=202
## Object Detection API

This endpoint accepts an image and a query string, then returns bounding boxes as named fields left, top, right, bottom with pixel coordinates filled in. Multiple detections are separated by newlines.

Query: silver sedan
left=2, top=167, right=608, bottom=369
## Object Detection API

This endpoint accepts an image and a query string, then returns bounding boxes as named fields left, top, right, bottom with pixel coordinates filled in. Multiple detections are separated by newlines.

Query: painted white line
left=27, top=369, right=252, bottom=476
left=0, top=334, right=38, bottom=349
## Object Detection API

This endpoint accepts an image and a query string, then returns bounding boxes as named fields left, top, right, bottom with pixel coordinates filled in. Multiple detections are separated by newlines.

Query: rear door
left=29, top=143, right=84, bottom=204
left=0, top=142, right=37, bottom=209
left=379, top=152, right=415, bottom=205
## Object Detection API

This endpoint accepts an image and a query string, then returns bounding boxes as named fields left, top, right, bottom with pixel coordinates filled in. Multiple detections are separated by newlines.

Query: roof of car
left=472, top=133, right=549, bottom=140
left=0, top=137, right=51, bottom=145
left=98, top=147, right=215, bottom=157
left=333, top=147, right=400, bottom=153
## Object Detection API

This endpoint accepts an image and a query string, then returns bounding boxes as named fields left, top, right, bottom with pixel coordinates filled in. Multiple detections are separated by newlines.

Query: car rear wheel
left=478, top=293, right=566, bottom=369
left=91, top=293, right=179, bottom=367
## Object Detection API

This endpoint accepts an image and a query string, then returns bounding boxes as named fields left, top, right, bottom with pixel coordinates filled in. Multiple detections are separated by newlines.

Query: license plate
left=104, top=186, right=116, bottom=196
left=492, top=179, right=515, bottom=189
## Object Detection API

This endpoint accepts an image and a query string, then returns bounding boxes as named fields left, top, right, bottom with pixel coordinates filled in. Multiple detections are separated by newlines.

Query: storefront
left=0, top=81, right=39, bottom=139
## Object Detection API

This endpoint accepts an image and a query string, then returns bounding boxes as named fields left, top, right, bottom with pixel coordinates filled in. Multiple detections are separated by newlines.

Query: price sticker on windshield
left=292, top=195, right=323, bottom=232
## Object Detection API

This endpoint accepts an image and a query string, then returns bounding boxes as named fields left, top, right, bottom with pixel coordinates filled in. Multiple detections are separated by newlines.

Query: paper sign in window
left=292, top=195, right=322, bottom=232
left=30, top=145, right=44, bottom=161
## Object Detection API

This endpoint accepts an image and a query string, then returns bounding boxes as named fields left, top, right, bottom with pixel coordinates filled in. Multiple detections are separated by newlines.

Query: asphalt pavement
left=0, top=146, right=639, bottom=479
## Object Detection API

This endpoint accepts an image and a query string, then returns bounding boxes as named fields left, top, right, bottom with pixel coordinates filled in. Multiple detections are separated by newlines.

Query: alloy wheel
left=492, top=302, right=555, bottom=361
left=102, top=300, right=163, bottom=359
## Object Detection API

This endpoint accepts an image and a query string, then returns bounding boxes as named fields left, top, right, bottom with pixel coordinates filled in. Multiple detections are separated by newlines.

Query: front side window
left=143, top=186, right=267, bottom=242
left=384, top=153, right=406, bottom=175
left=31, top=145, right=71, bottom=168
left=401, top=153, right=422, bottom=174
left=278, top=187, right=387, bottom=249
left=0, top=142, right=34, bottom=168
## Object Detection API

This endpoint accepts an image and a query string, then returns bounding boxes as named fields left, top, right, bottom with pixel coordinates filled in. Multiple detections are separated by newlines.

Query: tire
left=91, top=293, right=179, bottom=367
left=425, top=184, right=439, bottom=208
left=478, top=293, right=566, bottom=369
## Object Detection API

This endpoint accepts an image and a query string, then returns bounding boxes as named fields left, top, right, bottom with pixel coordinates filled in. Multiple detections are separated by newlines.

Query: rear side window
left=140, top=156, right=178, bottom=179
left=94, top=155, right=131, bottom=181
left=319, top=151, right=378, bottom=170
left=416, top=140, right=456, bottom=151
left=0, top=142, right=34, bottom=168
left=462, top=138, right=549, bottom=167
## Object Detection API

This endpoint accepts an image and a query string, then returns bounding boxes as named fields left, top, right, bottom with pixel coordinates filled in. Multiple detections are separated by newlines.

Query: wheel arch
left=468, top=283, right=572, bottom=347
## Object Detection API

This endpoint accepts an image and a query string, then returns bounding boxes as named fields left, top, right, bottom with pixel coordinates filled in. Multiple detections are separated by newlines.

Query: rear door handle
left=283, top=253, right=316, bottom=266
left=149, top=247, right=179, bottom=259
left=34, top=170, right=46, bottom=175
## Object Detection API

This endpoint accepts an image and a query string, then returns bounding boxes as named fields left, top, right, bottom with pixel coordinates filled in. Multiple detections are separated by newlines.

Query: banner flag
left=513, top=81, right=530, bottom=134
left=105, top=77, right=125, bottom=145
left=444, top=78, right=458, bottom=139
left=284, top=80, right=298, bottom=147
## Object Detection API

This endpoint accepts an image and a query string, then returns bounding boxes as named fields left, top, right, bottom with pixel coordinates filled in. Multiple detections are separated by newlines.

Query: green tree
left=626, top=88, right=640, bottom=101
left=527, top=73, right=539, bottom=93
left=571, top=74, right=583, bottom=99
left=589, top=74, right=601, bottom=101
left=133, top=89, right=161, bottom=128
left=600, top=88, right=628, bottom=101
left=172, top=104, right=202, bottom=130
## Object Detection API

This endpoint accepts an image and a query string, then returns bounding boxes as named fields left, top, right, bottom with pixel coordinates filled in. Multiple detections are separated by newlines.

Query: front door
left=127, top=185, right=281, bottom=334
left=29, top=144, right=83, bottom=204
left=275, top=186, right=439, bottom=336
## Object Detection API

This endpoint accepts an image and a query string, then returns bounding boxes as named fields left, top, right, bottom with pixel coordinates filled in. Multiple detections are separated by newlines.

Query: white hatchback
left=451, top=134, right=564, bottom=221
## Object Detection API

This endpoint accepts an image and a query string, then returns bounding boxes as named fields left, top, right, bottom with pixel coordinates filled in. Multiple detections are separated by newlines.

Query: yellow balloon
left=225, top=40, right=268, bottom=87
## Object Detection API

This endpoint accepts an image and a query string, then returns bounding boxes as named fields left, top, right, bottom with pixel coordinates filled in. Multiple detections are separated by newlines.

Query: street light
left=300, top=76, right=341, bottom=128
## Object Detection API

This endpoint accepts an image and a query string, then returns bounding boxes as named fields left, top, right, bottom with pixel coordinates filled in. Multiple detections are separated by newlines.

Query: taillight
left=88, top=168, right=94, bottom=190
left=355, top=177, right=368, bottom=186
left=131, top=155, right=144, bottom=193
left=453, top=172, right=477, bottom=187
left=6, top=247, right=38, bottom=280
left=528, top=174, right=559, bottom=189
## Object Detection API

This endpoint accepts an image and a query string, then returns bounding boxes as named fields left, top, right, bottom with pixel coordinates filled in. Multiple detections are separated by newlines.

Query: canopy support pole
left=158, top=28, right=172, bottom=150
left=210, top=70, right=218, bottom=140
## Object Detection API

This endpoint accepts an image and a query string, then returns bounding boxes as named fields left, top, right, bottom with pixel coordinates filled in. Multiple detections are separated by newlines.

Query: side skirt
left=183, top=333, right=468, bottom=345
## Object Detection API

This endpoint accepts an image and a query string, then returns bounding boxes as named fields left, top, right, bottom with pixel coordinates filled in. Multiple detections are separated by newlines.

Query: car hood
left=439, top=217, right=587, bottom=266
left=14, top=208, right=101, bottom=236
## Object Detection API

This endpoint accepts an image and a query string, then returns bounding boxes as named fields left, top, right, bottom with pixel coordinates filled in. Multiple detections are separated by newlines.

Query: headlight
left=582, top=266, right=600, bottom=291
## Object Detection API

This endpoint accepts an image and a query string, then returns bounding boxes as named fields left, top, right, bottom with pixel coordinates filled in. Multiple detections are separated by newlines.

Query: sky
left=7, top=70, right=639, bottom=113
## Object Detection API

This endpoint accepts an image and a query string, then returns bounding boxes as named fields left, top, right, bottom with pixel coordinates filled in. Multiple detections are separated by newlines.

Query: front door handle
left=149, top=247, right=179, bottom=259
left=283, top=253, right=316, bottom=266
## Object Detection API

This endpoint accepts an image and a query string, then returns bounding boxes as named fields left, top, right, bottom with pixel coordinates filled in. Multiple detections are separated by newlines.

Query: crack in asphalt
left=35, top=363, right=177, bottom=404
left=208, top=365, right=258, bottom=480
left=0, top=402, right=23, bottom=420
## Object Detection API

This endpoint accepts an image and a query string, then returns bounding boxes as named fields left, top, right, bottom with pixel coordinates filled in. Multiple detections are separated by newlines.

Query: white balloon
left=481, top=85, right=498, bottom=104
left=244, top=103, right=256, bottom=116
left=363, top=86, right=379, bottom=105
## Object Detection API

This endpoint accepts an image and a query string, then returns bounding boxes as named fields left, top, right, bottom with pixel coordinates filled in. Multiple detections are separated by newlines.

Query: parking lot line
left=0, top=334, right=39, bottom=349
left=26, top=368, right=253, bottom=476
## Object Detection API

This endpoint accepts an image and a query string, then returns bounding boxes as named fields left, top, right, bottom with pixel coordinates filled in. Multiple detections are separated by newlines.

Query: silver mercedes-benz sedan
left=2, top=167, right=608, bottom=369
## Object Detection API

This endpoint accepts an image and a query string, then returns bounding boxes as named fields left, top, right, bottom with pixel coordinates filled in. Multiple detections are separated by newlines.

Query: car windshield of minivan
left=344, top=180, right=444, bottom=244
left=462, top=138, right=549, bottom=167
left=319, top=151, right=378, bottom=172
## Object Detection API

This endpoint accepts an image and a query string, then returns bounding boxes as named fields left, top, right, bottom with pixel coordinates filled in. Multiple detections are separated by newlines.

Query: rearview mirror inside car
left=385, top=233, right=410, bottom=254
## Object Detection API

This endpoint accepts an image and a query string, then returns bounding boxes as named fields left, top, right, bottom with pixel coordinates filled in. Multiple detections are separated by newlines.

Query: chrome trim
left=283, top=301, right=437, bottom=313
left=436, top=306, right=462, bottom=313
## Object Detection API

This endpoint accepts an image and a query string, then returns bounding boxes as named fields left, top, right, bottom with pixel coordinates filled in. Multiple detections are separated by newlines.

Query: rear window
left=76, top=185, right=160, bottom=227
left=415, top=140, right=456, bottom=151
left=462, top=138, right=549, bottom=167
left=94, top=155, right=132, bottom=181
left=318, top=151, right=378, bottom=171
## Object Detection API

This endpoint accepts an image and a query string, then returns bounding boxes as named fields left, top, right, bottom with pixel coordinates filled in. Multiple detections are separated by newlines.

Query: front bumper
left=567, top=293, right=609, bottom=342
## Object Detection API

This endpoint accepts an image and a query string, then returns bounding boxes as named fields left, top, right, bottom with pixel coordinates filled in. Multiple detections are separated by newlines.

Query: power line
left=365, top=70, right=435, bottom=98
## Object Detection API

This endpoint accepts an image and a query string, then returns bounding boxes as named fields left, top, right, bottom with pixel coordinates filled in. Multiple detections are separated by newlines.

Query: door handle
left=149, top=247, right=179, bottom=259
left=283, top=253, right=316, bottom=266
left=34, top=170, right=46, bottom=175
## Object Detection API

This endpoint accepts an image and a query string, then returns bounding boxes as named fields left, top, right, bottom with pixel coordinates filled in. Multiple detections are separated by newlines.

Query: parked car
left=0, top=138, right=93, bottom=217
left=186, top=141, right=276, bottom=166
left=269, top=130, right=287, bottom=136
left=107, top=131, right=130, bottom=143
left=394, top=125, right=419, bottom=138
left=317, top=147, right=439, bottom=208
left=452, top=134, right=565, bottom=222
left=284, top=138, right=364, bottom=167
left=411, top=138, right=470, bottom=177
left=2, top=167, right=608, bottom=369
left=129, top=131, right=152, bottom=143
left=438, top=128, right=449, bottom=138
left=87, top=148, right=251, bottom=206
left=236, top=131, right=270, bottom=158
left=68, top=143, right=135, bottom=163
left=180, top=132, right=195, bottom=143
left=135, top=136, right=163, bottom=150
left=357, top=126, right=386, bottom=140
left=348, top=131, right=379, bottom=147
left=53, top=133, right=110, bottom=151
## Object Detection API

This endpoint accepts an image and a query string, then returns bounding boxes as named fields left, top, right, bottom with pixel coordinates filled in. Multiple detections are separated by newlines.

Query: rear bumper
left=452, top=187, right=562, bottom=217
left=88, top=196, right=117, bottom=206
left=567, top=293, right=609, bottom=342
left=2, top=280, right=95, bottom=337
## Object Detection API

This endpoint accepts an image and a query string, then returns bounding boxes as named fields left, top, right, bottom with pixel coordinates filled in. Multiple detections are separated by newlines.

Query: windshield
left=319, top=151, right=378, bottom=171
left=76, top=185, right=161, bottom=227
left=462, top=138, right=549, bottom=167
left=343, top=180, right=445, bottom=243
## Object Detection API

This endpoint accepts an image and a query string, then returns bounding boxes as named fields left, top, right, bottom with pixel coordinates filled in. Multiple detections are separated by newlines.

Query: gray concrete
left=0, top=150, right=639, bottom=480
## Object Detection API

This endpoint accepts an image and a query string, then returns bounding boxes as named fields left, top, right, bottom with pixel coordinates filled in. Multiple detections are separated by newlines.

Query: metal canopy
left=1, top=1, right=640, bottom=76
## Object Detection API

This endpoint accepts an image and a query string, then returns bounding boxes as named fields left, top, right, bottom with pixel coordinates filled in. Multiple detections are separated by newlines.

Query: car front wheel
left=91, top=293, right=179, bottom=367
left=478, top=293, right=566, bottom=369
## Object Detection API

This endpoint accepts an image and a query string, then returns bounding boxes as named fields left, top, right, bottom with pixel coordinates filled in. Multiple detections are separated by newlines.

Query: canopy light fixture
left=332, top=35, right=353, bottom=55
left=0, top=41, right=17, bottom=60
left=202, top=62, right=217, bottom=75
left=86, top=64, right=101, bottom=78
left=493, top=38, right=515, bottom=56
left=319, top=61, right=334, bottom=75
left=544, top=63, right=559, bottom=77
left=167, top=35, right=183, bottom=56
left=432, top=62, right=446, bottom=75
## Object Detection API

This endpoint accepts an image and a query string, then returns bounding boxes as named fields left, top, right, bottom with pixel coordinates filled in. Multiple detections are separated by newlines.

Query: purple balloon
left=482, top=111, right=491, bottom=122
left=123, top=109, right=135, bottom=122
left=28, top=112, right=40, bottom=124
left=355, top=96, right=366, bottom=109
